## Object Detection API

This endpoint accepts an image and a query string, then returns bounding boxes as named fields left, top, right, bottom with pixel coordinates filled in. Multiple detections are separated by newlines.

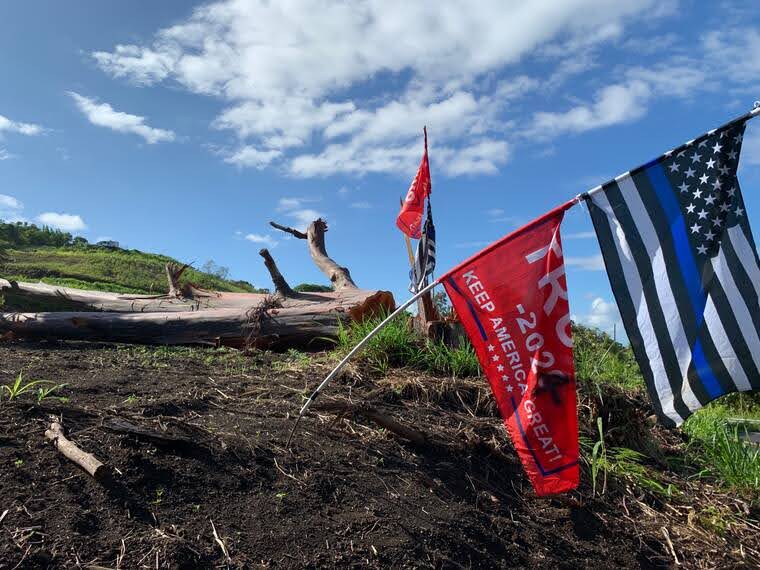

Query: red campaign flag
left=441, top=201, right=578, bottom=496
left=396, top=129, right=431, bottom=239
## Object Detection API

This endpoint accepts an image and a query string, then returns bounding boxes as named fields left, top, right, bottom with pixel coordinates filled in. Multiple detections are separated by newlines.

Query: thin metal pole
left=286, top=278, right=440, bottom=447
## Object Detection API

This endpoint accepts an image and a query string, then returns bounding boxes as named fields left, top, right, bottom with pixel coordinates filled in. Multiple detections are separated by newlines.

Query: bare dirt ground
left=0, top=341, right=756, bottom=568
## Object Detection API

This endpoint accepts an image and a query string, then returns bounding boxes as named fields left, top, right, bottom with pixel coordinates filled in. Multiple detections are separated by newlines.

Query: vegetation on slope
left=0, top=220, right=260, bottom=294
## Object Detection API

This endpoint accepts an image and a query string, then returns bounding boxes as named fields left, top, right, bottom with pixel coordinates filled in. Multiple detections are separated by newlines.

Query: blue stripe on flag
left=644, top=162, right=724, bottom=399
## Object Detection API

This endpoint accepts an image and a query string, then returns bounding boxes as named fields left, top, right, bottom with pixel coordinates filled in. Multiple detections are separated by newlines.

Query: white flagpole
left=286, top=278, right=440, bottom=446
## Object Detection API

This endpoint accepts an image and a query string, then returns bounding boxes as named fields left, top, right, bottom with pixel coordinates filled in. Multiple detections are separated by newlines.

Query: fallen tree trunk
left=0, top=290, right=394, bottom=348
left=1, top=217, right=393, bottom=348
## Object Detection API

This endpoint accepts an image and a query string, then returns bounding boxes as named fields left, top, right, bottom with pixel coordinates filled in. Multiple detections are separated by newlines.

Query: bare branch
left=306, top=219, right=357, bottom=290
left=269, top=221, right=307, bottom=240
left=165, top=262, right=192, bottom=298
left=258, top=248, right=295, bottom=298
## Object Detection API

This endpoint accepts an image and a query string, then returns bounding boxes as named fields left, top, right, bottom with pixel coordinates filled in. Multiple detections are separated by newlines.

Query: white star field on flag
left=665, top=124, right=747, bottom=258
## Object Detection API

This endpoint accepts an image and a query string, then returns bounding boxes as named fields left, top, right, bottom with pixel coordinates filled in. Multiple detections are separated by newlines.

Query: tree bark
left=1, top=290, right=394, bottom=348
left=165, top=262, right=191, bottom=297
left=270, top=218, right=357, bottom=291
left=258, top=248, right=295, bottom=298
left=45, top=420, right=112, bottom=481
left=0, top=278, right=249, bottom=312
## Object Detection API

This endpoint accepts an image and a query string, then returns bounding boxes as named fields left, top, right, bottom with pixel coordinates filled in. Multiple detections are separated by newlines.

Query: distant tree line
left=0, top=220, right=87, bottom=248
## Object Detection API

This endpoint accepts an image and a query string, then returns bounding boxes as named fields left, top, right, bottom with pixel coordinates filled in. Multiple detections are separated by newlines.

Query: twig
left=662, top=527, right=680, bottom=566
left=45, top=418, right=112, bottom=482
left=269, top=221, right=307, bottom=240
left=316, top=401, right=427, bottom=445
left=210, top=520, right=231, bottom=564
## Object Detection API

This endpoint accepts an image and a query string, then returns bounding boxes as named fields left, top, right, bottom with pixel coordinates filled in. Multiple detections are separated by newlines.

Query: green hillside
left=0, top=220, right=260, bottom=295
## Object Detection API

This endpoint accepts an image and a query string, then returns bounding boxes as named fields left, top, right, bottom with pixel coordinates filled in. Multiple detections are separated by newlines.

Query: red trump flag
left=396, top=128, right=431, bottom=239
left=441, top=202, right=579, bottom=495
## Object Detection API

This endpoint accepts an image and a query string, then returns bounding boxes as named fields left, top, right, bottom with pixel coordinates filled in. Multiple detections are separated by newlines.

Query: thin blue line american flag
left=409, top=202, right=436, bottom=293
left=587, top=118, right=760, bottom=427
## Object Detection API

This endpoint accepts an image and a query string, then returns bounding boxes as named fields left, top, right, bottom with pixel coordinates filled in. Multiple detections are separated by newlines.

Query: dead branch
left=316, top=401, right=427, bottom=445
left=270, top=218, right=358, bottom=291
left=165, top=262, right=191, bottom=297
left=258, top=248, right=295, bottom=298
left=45, top=419, right=111, bottom=481
left=269, top=221, right=307, bottom=240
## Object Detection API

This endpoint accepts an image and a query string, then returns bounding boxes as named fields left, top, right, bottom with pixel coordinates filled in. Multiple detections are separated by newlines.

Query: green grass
left=336, top=311, right=481, bottom=377
left=683, top=396, right=760, bottom=493
left=572, top=325, right=643, bottom=389
left=1, top=371, right=66, bottom=402
left=1, top=245, right=261, bottom=295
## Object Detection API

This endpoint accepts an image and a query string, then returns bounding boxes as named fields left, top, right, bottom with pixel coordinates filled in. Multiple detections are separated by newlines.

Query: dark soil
left=0, top=341, right=754, bottom=568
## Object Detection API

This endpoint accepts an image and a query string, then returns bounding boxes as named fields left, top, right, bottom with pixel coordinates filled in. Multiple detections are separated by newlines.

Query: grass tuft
left=683, top=399, right=760, bottom=494
left=336, top=312, right=480, bottom=377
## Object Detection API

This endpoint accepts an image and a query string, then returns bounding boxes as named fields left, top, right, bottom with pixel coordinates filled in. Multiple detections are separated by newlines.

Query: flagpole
left=400, top=197, right=417, bottom=266
left=581, top=102, right=760, bottom=202
left=286, top=278, right=440, bottom=447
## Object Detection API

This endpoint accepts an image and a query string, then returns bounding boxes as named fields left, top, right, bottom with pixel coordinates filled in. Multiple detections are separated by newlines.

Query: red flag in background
left=441, top=202, right=578, bottom=496
left=396, top=128, right=431, bottom=239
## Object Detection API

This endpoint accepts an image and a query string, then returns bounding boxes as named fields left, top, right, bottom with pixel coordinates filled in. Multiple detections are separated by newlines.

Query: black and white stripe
left=410, top=202, right=436, bottom=293
left=587, top=119, right=760, bottom=426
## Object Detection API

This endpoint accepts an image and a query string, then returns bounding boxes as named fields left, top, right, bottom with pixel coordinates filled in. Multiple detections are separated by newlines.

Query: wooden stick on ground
left=45, top=419, right=111, bottom=482
left=316, top=401, right=428, bottom=445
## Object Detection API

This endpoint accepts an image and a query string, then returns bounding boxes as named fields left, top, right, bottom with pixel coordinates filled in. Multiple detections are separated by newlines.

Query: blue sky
left=1, top=0, right=759, bottom=338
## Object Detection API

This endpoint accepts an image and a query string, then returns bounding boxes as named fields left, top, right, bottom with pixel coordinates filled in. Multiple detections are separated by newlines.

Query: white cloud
left=0, top=114, right=45, bottom=136
left=701, top=28, right=760, bottom=88
left=288, top=208, right=324, bottom=230
left=576, top=296, right=622, bottom=336
left=565, top=254, right=605, bottom=271
left=92, top=0, right=663, bottom=175
left=528, top=80, right=651, bottom=139
left=625, top=62, right=707, bottom=98
left=0, top=194, right=25, bottom=222
left=0, top=148, right=12, bottom=160
left=36, top=212, right=87, bottom=232
left=0, top=195, right=23, bottom=210
left=223, top=145, right=281, bottom=169
left=276, top=197, right=320, bottom=212
left=350, top=201, right=372, bottom=209
left=274, top=197, right=325, bottom=231
left=244, top=233, right=278, bottom=247
left=68, top=92, right=175, bottom=144
left=92, top=44, right=175, bottom=85
left=290, top=139, right=422, bottom=178
left=437, top=139, right=510, bottom=176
